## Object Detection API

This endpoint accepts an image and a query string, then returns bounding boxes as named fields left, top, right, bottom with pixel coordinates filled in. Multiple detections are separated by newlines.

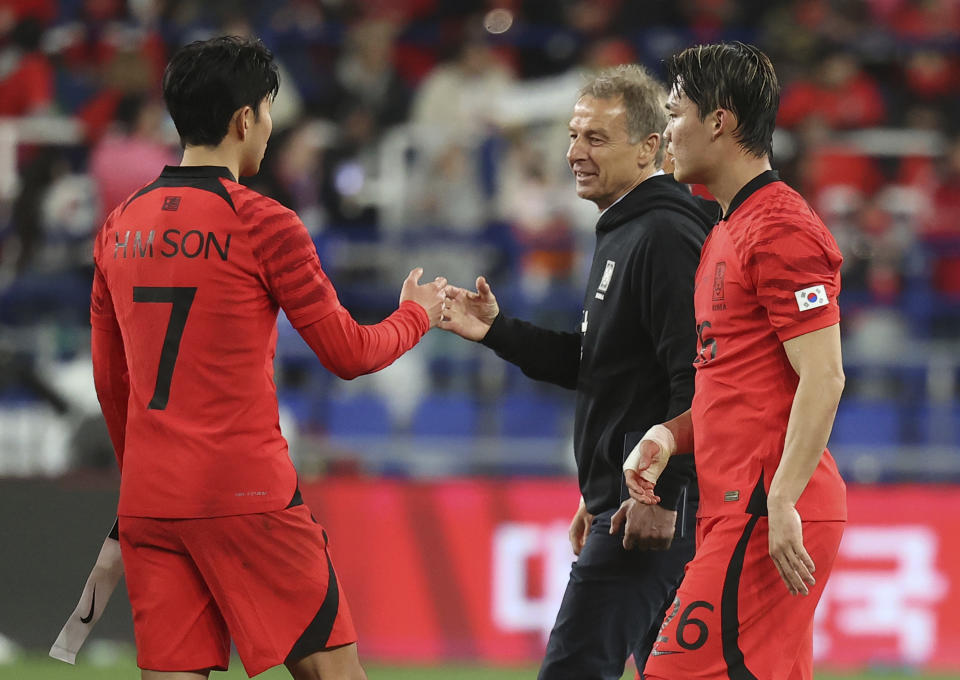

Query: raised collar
left=160, top=165, right=237, bottom=183
left=722, top=169, right=780, bottom=221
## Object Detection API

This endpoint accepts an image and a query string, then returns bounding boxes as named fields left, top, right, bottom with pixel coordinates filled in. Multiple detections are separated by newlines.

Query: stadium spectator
left=87, top=36, right=447, bottom=679
left=922, top=134, right=960, bottom=298
left=332, top=18, right=411, bottom=131
left=440, top=65, right=711, bottom=679
left=778, top=48, right=887, bottom=130
left=629, top=42, right=846, bottom=680
left=411, top=33, right=513, bottom=138
left=0, top=17, right=54, bottom=116
left=88, top=93, right=178, bottom=221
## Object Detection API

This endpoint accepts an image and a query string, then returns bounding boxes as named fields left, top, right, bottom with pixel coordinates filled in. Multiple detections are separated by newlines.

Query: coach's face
left=567, top=95, right=647, bottom=210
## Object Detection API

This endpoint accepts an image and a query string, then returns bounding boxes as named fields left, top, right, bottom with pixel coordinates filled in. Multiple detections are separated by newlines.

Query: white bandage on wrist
left=622, top=424, right=677, bottom=484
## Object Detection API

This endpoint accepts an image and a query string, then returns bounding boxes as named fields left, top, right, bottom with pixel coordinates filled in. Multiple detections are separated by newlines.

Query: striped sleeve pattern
left=235, top=186, right=341, bottom=329
left=736, top=188, right=843, bottom=341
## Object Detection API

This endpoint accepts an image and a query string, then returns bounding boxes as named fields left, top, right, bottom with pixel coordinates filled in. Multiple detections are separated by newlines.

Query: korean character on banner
left=815, top=526, right=948, bottom=664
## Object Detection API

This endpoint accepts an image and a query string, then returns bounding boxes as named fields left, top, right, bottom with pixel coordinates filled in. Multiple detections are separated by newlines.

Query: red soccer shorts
left=119, top=504, right=357, bottom=676
left=643, top=513, right=843, bottom=680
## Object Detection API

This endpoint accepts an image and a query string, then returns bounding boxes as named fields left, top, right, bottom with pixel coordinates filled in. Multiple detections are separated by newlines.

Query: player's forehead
left=569, top=95, right=628, bottom=133
left=665, top=83, right=689, bottom=110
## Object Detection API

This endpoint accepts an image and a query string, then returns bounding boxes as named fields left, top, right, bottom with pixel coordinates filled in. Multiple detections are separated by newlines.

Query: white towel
left=49, top=535, right=124, bottom=664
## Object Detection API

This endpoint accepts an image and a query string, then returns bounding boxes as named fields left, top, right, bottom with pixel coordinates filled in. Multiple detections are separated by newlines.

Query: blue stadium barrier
left=410, top=393, right=481, bottom=437
left=829, top=399, right=901, bottom=447
left=497, top=391, right=567, bottom=438
left=323, top=393, right=392, bottom=436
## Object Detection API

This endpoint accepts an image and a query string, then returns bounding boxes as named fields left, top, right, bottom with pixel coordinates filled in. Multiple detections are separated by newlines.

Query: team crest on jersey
left=595, top=260, right=616, bottom=300
left=712, top=262, right=726, bottom=300
left=712, top=262, right=726, bottom=311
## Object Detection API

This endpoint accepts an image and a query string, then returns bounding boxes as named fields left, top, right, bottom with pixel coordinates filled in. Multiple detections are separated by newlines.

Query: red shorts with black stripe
left=643, top=514, right=843, bottom=680
left=119, top=504, right=357, bottom=676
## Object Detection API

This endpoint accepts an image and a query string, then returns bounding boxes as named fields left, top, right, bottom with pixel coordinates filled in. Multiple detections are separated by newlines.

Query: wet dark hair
left=665, top=42, right=779, bottom=158
left=162, top=35, right=280, bottom=148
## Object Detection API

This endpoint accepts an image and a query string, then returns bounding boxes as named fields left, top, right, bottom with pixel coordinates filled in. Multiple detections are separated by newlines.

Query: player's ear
left=234, top=106, right=252, bottom=141
left=712, top=109, right=733, bottom=141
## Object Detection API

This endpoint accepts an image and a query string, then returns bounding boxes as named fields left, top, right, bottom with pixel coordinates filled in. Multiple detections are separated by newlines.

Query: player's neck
left=708, top=154, right=772, bottom=218
left=179, top=145, right=241, bottom=182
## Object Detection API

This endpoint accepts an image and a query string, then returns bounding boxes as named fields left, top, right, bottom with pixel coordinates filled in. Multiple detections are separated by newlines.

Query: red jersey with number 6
left=91, top=166, right=384, bottom=518
left=691, top=171, right=847, bottom=521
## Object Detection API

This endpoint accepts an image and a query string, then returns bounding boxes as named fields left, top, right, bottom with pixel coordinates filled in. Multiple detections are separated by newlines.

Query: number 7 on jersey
left=133, top=286, right=197, bottom=410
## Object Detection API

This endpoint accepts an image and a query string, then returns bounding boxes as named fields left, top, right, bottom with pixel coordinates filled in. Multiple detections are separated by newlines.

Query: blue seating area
left=410, top=394, right=482, bottom=437
left=323, top=393, right=394, bottom=437
left=313, top=389, right=572, bottom=441
left=829, top=399, right=902, bottom=448
left=497, top=392, right=569, bottom=438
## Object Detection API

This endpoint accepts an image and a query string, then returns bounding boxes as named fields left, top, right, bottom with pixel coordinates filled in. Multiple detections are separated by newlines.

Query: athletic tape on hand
left=622, top=424, right=676, bottom=484
left=49, top=535, right=124, bottom=664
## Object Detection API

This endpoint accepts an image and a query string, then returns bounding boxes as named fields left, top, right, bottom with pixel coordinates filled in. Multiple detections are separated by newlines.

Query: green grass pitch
left=3, top=655, right=959, bottom=680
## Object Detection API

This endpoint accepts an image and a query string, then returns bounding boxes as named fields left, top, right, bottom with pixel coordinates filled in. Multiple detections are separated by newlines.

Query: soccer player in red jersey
left=89, top=36, right=446, bottom=679
left=623, top=42, right=847, bottom=679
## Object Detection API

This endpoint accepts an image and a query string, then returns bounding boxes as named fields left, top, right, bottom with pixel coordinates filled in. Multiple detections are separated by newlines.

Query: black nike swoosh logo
left=80, top=585, right=96, bottom=624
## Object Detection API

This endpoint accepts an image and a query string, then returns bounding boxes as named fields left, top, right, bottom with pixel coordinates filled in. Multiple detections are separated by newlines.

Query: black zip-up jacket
left=483, top=174, right=714, bottom=515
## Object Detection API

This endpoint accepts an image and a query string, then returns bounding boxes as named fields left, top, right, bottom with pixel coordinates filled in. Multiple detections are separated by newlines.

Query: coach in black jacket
left=441, top=66, right=713, bottom=679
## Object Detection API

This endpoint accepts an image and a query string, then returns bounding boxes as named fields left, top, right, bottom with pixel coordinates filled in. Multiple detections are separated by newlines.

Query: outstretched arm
left=298, top=268, right=447, bottom=380
left=249, top=204, right=447, bottom=380
left=440, top=276, right=581, bottom=389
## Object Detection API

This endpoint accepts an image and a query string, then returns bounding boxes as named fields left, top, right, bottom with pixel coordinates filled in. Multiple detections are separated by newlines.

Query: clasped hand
left=610, top=498, right=676, bottom=551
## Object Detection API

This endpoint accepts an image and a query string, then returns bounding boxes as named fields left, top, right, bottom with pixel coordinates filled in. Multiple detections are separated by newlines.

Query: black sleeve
left=654, top=456, right=696, bottom=510
left=633, top=217, right=703, bottom=506
left=480, top=314, right=580, bottom=390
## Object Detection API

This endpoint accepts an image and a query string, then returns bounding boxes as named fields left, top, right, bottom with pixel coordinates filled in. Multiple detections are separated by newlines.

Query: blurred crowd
left=1, top=0, right=959, bottom=466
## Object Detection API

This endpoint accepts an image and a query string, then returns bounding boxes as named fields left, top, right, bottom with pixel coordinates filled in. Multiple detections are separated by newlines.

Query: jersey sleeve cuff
left=775, top=307, right=840, bottom=343
left=398, top=299, right=430, bottom=334
left=479, top=313, right=509, bottom=351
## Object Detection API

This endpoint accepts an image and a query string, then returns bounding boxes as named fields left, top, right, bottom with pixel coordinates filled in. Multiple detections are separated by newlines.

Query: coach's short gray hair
left=579, top=64, right=668, bottom=166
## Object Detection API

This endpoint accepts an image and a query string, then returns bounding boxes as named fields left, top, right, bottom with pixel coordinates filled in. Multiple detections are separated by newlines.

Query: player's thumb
left=407, top=267, right=423, bottom=286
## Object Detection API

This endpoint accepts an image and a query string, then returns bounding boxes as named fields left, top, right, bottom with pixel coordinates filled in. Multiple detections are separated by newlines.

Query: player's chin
left=673, top=164, right=703, bottom=186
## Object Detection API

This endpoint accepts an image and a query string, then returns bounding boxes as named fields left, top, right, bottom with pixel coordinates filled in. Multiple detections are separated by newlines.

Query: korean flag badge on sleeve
left=795, top=285, right=829, bottom=311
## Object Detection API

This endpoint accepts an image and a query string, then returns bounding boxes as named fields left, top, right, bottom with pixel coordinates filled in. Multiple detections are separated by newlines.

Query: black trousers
left=538, top=487, right=698, bottom=680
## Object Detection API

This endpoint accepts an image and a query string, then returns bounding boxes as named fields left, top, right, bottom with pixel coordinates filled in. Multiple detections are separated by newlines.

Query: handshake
left=400, top=269, right=500, bottom=341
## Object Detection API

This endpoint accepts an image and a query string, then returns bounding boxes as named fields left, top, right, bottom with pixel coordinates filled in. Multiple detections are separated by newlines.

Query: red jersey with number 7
left=691, top=171, right=847, bottom=521
left=91, top=165, right=424, bottom=518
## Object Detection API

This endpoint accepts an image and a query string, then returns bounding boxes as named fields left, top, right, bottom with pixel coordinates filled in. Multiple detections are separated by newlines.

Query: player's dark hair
left=162, top=36, right=279, bottom=148
left=665, top=42, right=779, bottom=159
left=580, top=64, right=668, bottom=167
